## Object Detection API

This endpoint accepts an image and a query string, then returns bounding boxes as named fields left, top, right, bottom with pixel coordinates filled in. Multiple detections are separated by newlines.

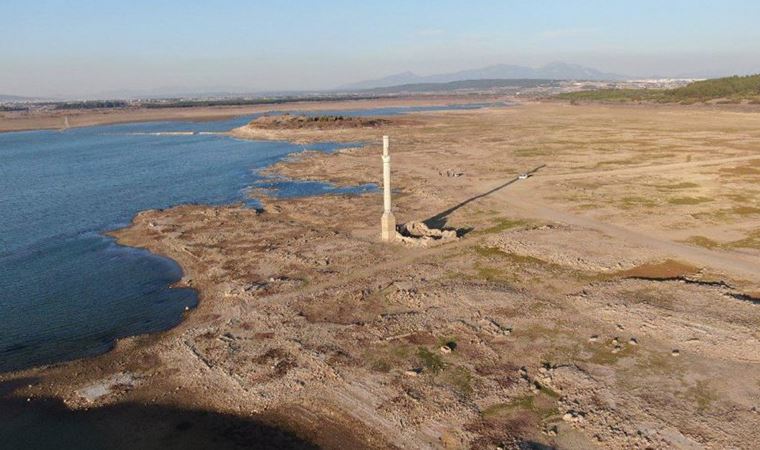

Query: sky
left=1, top=0, right=759, bottom=98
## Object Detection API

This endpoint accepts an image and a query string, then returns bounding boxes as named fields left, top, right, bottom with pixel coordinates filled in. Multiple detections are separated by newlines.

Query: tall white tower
left=381, top=135, right=396, bottom=242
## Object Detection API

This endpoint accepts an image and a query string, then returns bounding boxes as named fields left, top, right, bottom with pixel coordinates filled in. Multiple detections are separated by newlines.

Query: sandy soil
left=2, top=102, right=760, bottom=449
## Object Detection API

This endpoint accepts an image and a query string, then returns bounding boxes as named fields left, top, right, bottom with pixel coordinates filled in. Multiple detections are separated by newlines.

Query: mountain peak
left=337, top=62, right=625, bottom=91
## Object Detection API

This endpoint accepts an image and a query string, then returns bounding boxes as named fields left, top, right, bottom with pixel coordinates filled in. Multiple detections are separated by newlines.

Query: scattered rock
left=439, top=169, right=464, bottom=177
left=672, top=349, right=680, bottom=357
left=404, top=368, right=423, bottom=377
left=439, top=345, right=453, bottom=354
left=484, top=318, right=512, bottom=335
left=245, top=282, right=267, bottom=292
left=629, top=337, right=638, bottom=345
left=563, top=411, right=584, bottom=423
left=589, top=335, right=599, bottom=343
left=395, top=221, right=458, bottom=247
left=244, top=114, right=393, bottom=130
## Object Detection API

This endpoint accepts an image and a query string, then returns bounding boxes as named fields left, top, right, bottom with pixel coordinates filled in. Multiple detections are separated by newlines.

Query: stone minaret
left=381, top=135, right=396, bottom=241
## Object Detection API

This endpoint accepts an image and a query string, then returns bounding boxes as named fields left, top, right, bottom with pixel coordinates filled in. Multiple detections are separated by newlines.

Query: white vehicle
left=518, top=173, right=530, bottom=180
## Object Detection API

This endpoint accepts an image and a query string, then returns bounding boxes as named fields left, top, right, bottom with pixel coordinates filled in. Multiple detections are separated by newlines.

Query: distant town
left=0, top=78, right=699, bottom=113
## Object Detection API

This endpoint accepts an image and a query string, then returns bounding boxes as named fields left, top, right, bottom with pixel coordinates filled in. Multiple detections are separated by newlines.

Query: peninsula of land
left=0, top=95, right=489, bottom=133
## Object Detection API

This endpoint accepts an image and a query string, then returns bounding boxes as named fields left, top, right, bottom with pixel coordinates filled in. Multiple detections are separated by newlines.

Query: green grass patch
left=440, top=366, right=473, bottom=396
left=417, top=347, right=445, bottom=373
left=556, top=74, right=760, bottom=104
left=481, top=393, right=560, bottom=421
left=556, top=88, right=667, bottom=103
left=370, top=359, right=392, bottom=373
left=586, top=339, right=638, bottom=365
left=474, top=264, right=517, bottom=283
left=477, top=217, right=531, bottom=235
left=366, top=342, right=414, bottom=373
left=512, top=324, right=561, bottom=341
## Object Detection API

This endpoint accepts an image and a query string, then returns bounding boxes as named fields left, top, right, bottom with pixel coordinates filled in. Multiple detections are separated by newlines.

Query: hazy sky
left=2, top=0, right=759, bottom=98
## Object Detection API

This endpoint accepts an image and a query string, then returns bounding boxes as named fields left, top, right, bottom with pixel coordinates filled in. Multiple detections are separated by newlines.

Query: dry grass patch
left=731, top=205, right=760, bottom=216
left=513, top=147, right=552, bottom=157
left=681, top=380, right=718, bottom=413
left=683, top=235, right=721, bottom=249
left=607, top=259, right=700, bottom=280
left=619, top=196, right=658, bottom=209
left=726, top=229, right=760, bottom=250
left=720, top=159, right=760, bottom=177
left=667, top=196, right=713, bottom=205
left=650, top=182, right=700, bottom=191
left=684, top=230, right=760, bottom=250
left=692, top=205, right=760, bottom=222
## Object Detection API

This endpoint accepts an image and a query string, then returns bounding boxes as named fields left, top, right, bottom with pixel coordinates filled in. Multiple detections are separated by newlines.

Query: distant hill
left=362, top=78, right=561, bottom=94
left=338, top=62, right=625, bottom=90
left=670, top=74, right=760, bottom=100
left=557, top=74, right=760, bottom=103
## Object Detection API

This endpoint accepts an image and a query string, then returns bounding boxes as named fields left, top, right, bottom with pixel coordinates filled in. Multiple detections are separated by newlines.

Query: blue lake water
left=0, top=103, right=504, bottom=372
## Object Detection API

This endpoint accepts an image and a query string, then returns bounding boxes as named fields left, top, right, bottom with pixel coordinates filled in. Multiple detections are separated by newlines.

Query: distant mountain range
left=338, top=62, right=626, bottom=90
left=362, top=79, right=562, bottom=95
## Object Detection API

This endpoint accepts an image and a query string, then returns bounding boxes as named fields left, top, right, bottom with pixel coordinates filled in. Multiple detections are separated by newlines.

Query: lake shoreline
left=0, top=95, right=500, bottom=133
left=0, top=108, right=394, bottom=373
left=0, top=99, right=484, bottom=447
left=4, top=102, right=760, bottom=448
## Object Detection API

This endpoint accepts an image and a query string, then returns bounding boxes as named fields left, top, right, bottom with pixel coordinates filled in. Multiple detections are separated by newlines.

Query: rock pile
left=395, top=221, right=458, bottom=246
